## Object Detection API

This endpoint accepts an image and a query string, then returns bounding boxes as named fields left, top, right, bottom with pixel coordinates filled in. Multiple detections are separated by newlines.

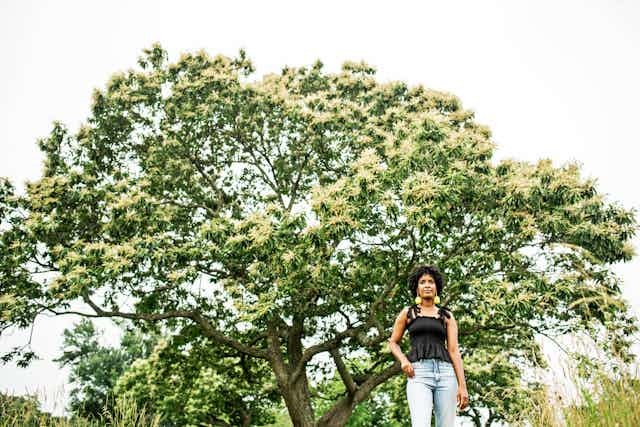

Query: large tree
left=1, top=44, right=637, bottom=426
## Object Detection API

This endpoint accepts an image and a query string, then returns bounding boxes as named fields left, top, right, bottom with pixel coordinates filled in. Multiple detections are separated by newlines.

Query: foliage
left=114, top=326, right=281, bottom=427
left=54, top=319, right=157, bottom=419
left=55, top=319, right=279, bottom=426
left=1, top=43, right=638, bottom=425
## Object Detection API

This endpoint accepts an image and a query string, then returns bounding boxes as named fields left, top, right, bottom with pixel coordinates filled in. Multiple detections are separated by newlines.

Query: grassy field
left=0, top=394, right=160, bottom=427
left=509, top=352, right=640, bottom=427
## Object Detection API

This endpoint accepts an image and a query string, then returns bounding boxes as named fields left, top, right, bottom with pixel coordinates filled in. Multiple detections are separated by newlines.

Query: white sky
left=1, top=0, right=639, bottom=424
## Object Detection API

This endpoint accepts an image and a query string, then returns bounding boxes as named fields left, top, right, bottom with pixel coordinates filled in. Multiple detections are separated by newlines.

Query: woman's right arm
left=388, top=307, right=414, bottom=378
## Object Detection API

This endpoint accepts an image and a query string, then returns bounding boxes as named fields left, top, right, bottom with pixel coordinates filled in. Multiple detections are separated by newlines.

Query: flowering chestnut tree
left=1, top=44, right=637, bottom=426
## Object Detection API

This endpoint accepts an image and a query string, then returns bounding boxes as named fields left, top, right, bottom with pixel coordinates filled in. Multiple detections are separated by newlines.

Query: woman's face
left=417, top=274, right=437, bottom=298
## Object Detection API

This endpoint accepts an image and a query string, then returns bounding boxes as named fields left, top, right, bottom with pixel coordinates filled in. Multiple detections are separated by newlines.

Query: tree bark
left=317, top=362, right=401, bottom=427
left=278, top=374, right=317, bottom=427
left=267, top=320, right=317, bottom=427
left=316, top=397, right=354, bottom=427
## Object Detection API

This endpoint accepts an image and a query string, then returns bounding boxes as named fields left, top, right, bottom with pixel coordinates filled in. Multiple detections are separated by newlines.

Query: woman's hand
left=401, top=360, right=415, bottom=378
left=456, top=386, right=469, bottom=410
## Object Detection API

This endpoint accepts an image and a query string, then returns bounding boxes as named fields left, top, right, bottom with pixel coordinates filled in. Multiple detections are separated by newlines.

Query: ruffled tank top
left=406, top=305, right=452, bottom=363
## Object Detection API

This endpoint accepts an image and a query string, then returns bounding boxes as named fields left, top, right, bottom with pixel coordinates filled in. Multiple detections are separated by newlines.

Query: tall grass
left=514, top=367, right=640, bottom=427
left=512, top=335, right=640, bottom=427
left=0, top=393, right=160, bottom=427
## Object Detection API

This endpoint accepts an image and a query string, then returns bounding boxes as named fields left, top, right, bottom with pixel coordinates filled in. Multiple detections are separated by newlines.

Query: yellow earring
left=414, top=296, right=422, bottom=305
left=434, top=295, right=440, bottom=304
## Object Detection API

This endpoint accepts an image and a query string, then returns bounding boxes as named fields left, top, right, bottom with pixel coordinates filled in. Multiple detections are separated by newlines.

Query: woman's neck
left=419, top=301, right=437, bottom=311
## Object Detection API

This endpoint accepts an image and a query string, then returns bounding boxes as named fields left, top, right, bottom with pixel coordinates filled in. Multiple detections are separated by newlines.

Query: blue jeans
left=406, top=358, right=458, bottom=427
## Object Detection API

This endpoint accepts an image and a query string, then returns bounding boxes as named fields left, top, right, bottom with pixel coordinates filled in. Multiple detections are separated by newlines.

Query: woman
left=388, top=264, right=469, bottom=427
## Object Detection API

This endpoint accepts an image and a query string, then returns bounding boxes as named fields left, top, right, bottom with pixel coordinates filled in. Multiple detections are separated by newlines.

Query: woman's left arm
left=446, top=312, right=469, bottom=410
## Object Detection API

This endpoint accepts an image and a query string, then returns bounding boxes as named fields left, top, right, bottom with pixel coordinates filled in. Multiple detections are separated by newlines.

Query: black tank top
left=406, top=305, right=453, bottom=363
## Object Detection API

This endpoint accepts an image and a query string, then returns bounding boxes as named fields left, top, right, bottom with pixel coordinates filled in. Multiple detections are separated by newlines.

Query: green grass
left=511, top=344, right=640, bottom=427
left=0, top=393, right=160, bottom=427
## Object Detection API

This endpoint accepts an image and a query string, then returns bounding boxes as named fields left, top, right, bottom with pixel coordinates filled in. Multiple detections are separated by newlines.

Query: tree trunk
left=276, top=368, right=316, bottom=427
left=265, top=319, right=398, bottom=427
left=316, top=397, right=353, bottom=427
left=240, top=409, right=251, bottom=427
left=267, top=330, right=316, bottom=426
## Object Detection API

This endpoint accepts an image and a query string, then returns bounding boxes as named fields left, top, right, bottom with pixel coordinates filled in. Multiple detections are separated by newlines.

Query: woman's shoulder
left=403, top=305, right=419, bottom=322
left=407, top=304, right=421, bottom=315
left=396, top=305, right=412, bottom=319
left=438, top=306, right=454, bottom=320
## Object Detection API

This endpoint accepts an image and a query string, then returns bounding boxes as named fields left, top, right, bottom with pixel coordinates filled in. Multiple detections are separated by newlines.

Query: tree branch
left=330, top=348, right=357, bottom=395
left=353, top=361, right=402, bottom=403
left=286, top=150, right=311, bottom=213
left=191, top=311, right=270, bottom=360
left=79, top=293, right=269, bottom=359
left=292, top=326, right=361, bottom=383
left=288, top=314, right=303, bottom=367
left=266, top=320, right=290, bottom=385
left=235, top=125, right=285, bottom=208
left=317, top=361, right=402, bottom=426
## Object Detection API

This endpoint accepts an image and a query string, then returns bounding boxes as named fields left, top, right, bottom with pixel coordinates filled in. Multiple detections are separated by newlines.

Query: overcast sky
left=1, top=0, right=639, bottom=423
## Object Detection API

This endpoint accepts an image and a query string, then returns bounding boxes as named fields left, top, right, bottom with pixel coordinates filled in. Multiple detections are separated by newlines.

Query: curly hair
left=407, top=264, right=445, bottom=298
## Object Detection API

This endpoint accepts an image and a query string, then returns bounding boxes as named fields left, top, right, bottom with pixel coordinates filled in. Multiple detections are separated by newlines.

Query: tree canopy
left=1, top=44, right=638, bottom=426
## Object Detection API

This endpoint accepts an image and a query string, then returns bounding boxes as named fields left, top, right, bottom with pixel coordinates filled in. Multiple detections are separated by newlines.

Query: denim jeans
left=406, top=358, right=458, bottom=427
